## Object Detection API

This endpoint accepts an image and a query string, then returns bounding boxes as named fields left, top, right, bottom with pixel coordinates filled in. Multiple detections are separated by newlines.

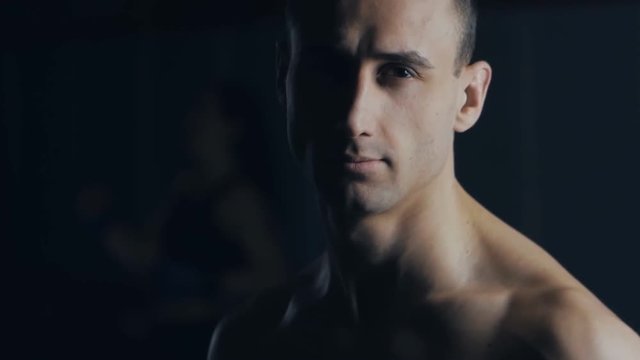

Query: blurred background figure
left=46, top=83, right=285, bottom=360
left=148, top=83, right=285, bottom=359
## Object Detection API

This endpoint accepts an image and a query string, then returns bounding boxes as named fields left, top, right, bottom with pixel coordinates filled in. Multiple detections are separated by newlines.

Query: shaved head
left=285, top=0, right=477, bottom=75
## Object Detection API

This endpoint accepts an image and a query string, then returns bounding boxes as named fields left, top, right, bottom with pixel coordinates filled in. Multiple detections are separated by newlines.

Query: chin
left=340, top=182, right=400, bottom=216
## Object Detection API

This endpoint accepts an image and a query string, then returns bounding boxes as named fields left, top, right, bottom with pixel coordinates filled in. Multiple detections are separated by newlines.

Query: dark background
left=3, top=0, right=639, bottom=359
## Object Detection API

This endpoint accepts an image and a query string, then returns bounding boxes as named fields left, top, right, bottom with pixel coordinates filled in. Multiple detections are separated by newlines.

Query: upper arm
left=207, top=285, right=295, bottom=360
left=207, top=316, right=237, bottom=360
left=535, top=288, right=640, bottom=360
left=207, top=314, right=269, bottom=360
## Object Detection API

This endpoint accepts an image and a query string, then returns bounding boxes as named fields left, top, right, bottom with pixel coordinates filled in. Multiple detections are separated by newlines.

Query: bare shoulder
left=473, top=202, right=640, bottom=358
left=207, top=254, right=330, bottom=360
left=506, top=286, right=640, bottom=360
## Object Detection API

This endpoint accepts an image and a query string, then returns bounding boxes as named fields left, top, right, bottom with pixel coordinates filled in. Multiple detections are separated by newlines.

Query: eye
left=378, top=64, right=417, bottom=80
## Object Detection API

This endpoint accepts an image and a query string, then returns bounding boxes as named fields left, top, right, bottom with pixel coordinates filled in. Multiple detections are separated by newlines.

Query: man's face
left=285, top=0, right=466, bottom=217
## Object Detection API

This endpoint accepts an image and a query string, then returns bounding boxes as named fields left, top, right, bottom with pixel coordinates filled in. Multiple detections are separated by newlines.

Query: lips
left=343, top=154, right=378, bottom=163
left=312, top=143, right=387, bottom=177
left=341, top=154, right=385, bottom=174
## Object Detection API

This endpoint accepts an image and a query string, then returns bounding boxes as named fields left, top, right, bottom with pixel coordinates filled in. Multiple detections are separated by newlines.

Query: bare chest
left=260, top=292, right=544, bottom=360
left=259, top=320, right=543, bottom=360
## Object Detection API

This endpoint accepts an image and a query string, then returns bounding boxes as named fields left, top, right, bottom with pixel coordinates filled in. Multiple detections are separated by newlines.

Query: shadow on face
left=280, top=0, right=469, bottom=217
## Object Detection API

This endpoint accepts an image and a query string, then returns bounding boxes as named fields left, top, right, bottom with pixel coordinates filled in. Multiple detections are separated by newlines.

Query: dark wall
left=4, top=1, right=639, bottom=359
left=458, top=2, right=640, bottom=332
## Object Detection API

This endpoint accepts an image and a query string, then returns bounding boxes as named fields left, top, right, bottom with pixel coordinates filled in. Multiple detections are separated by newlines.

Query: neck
left=323, top=159, right=485, bottom=324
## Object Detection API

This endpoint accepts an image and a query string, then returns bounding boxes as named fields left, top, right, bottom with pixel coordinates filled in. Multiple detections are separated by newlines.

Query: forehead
left=290, top=0, right=458, bottom=63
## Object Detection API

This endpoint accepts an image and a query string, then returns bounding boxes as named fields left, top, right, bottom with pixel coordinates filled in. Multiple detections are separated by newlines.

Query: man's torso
left=209, top=256, right=555, bottom=360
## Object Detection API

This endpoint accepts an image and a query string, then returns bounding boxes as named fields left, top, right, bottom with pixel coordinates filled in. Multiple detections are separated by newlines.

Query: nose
left=341, top=68, right=377, bottom=139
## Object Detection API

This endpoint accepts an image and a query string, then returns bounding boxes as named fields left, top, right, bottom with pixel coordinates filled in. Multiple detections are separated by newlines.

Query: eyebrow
left=368, top=50, right=435, bottom=69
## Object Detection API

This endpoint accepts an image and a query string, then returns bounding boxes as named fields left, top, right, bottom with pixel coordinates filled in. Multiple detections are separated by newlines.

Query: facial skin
left=279, top=0, right=491, bottom=233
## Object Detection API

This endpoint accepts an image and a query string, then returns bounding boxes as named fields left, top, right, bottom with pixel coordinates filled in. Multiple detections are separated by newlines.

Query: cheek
left=388, top=92, right=454, bottom=180
left=286, top=63, right=354, bottom=162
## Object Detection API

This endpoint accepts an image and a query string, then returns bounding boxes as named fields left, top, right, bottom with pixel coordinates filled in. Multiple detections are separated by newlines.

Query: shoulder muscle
left=520, top=287, right=640, bottom=360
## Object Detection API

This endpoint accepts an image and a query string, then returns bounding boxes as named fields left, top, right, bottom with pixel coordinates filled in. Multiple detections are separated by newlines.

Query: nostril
left=333, top=120, right=371, bottom=140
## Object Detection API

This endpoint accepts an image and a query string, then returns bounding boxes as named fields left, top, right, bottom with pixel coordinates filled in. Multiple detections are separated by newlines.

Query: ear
left=454, top=61, right=492, bottom=133
left=275, top=40, right=289, bottom=106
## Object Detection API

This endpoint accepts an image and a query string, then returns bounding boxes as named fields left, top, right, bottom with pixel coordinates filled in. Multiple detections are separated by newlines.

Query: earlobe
left=275, top=40, right=289, bottom=106
left=454, top=61, right=492, bottom=133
